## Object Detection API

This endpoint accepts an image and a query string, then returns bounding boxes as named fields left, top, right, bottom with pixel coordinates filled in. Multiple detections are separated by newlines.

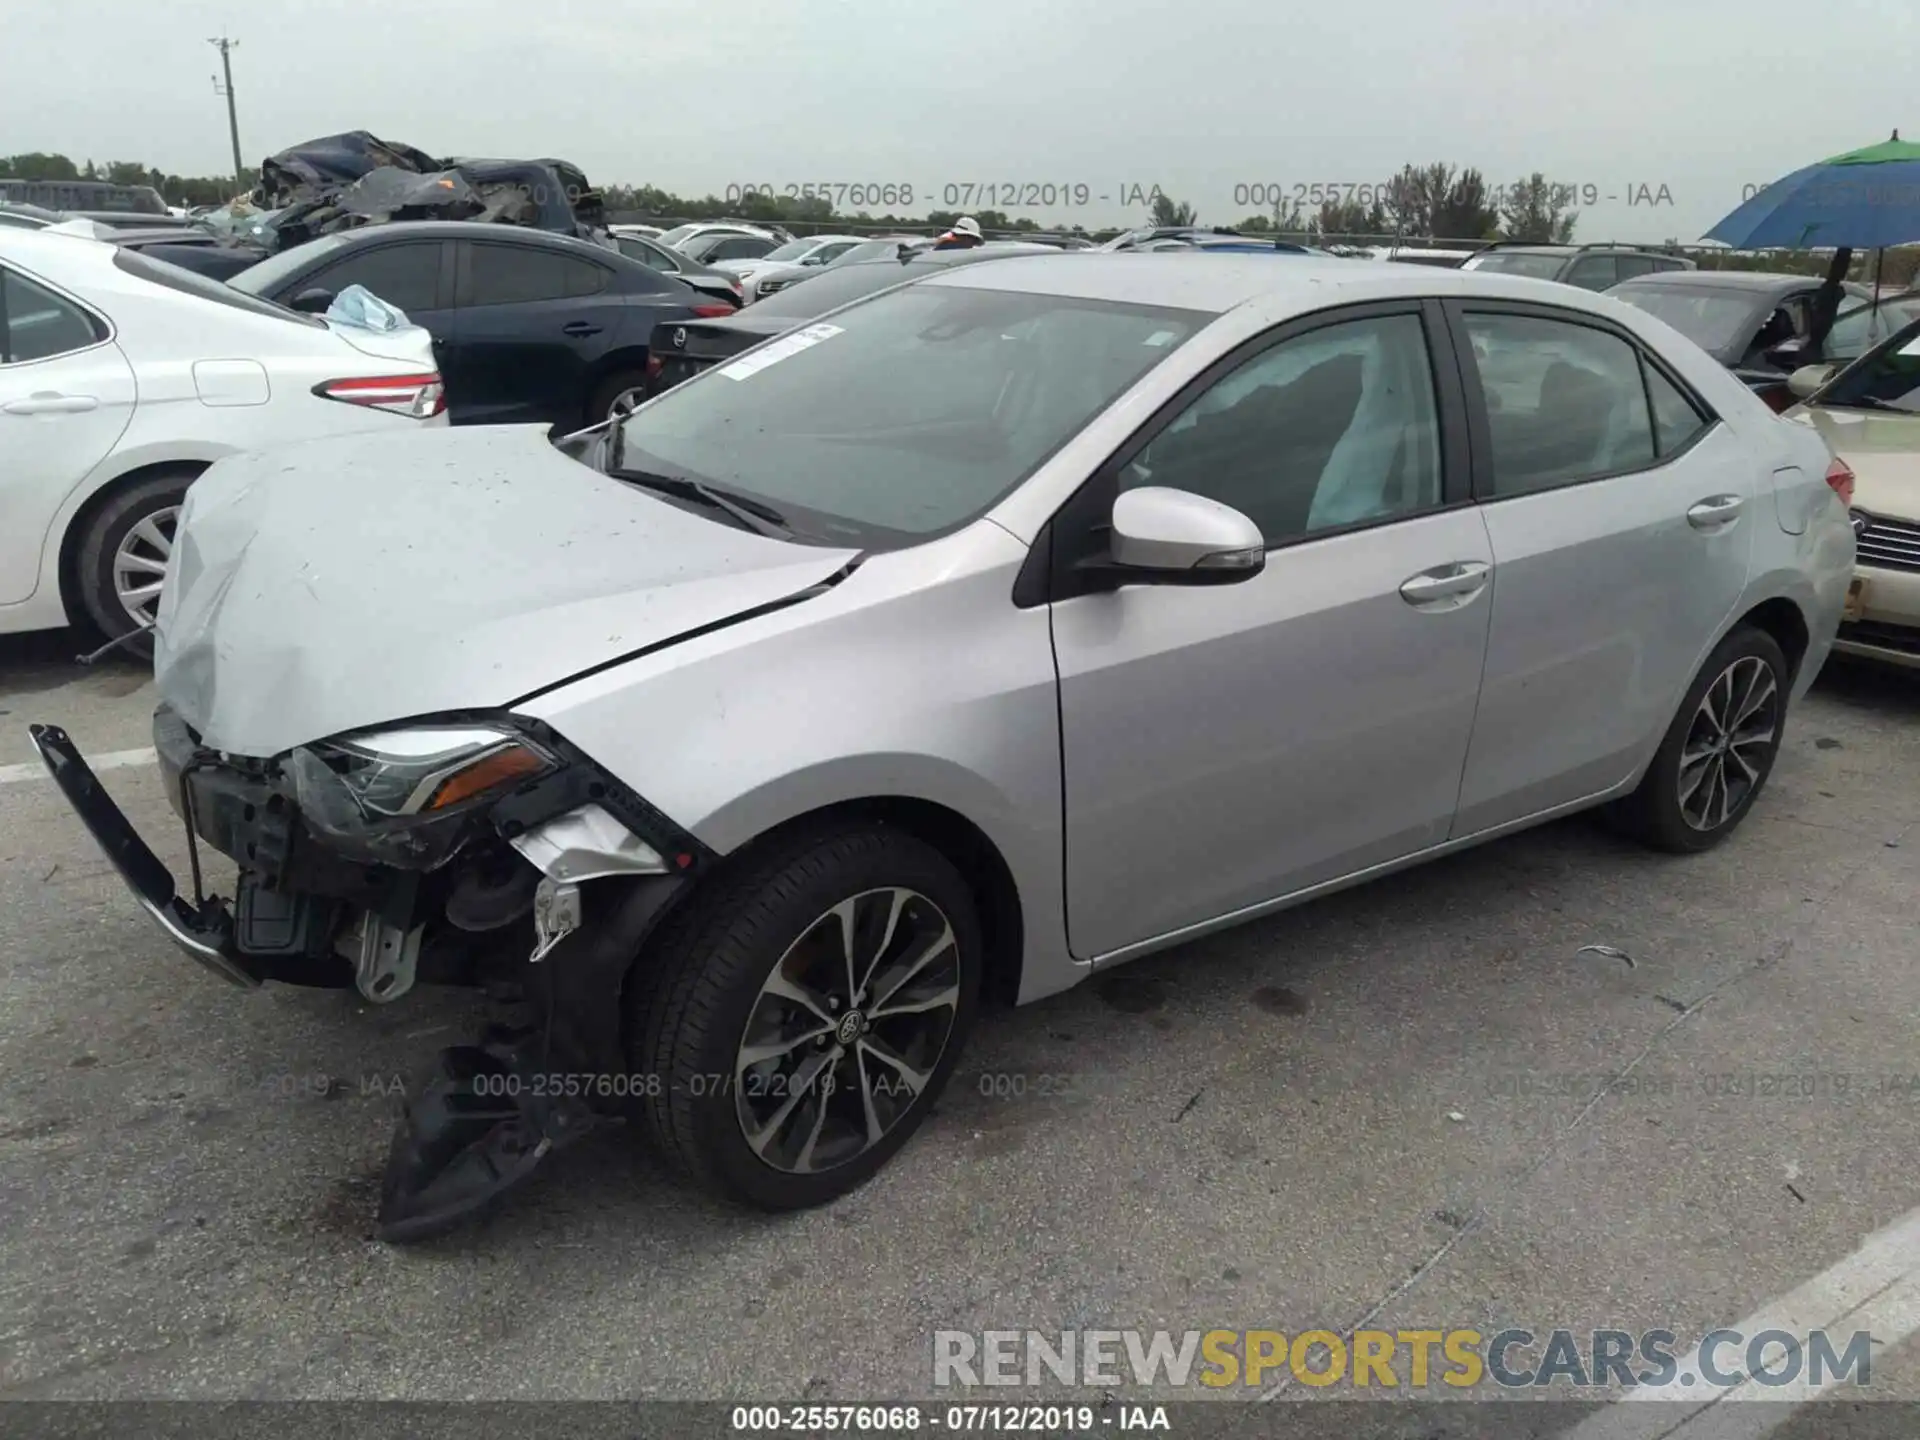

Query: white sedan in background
left=0, top=227, right=447, bottom=646
left=715, top=234, right=868, bottom=302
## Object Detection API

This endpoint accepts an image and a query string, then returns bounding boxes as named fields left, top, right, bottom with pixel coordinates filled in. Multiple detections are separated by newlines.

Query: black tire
left=587, top=368, right=650, bottom=427
left=629, top=823, right=982, bottom=1210
left=1607, top=625, right=1790, bottom=853
left=75, top=469, right=198, bottom=652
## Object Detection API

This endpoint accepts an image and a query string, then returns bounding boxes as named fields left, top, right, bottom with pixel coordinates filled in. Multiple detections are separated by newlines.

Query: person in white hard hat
left=933, top=215, right=984, bottom=250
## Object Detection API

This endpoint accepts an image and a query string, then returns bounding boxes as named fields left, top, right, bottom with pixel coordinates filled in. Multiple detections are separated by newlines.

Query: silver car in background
left=32, top=255, right=1853, bottom=1240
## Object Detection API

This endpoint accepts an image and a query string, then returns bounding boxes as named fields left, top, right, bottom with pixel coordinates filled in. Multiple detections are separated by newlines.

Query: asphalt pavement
left=2, top=626, right=1918, bottom=1434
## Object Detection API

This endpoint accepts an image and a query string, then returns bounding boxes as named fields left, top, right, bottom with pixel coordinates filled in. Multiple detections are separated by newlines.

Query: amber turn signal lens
left=422, top=744, right=549, bottom=811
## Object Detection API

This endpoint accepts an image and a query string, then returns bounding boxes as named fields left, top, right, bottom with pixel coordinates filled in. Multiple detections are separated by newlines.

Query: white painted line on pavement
left=0, top=747, right=155, bottom=786
left=1560, top=1203, right=1920, bottom=1439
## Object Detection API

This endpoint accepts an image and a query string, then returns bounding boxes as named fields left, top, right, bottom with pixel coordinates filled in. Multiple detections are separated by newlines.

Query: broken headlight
left=290, top=725, right=556, bottom=867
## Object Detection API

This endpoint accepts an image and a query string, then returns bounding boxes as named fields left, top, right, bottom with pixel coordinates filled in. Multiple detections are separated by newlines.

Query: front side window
left=1123, top=313, right=1443, bottom=542
left=1, top=267, right=104, bottom=362
left=1564, top=255, right=1620, bottom=290
left=616, top=285, right=1204, bottom=545
left=1463, top=312, right=1656, bottom=496
left=311, top=241, right=442, bottom=313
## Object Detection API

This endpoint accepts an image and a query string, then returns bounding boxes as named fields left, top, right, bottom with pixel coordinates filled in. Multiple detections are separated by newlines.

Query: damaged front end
left=27, top=706, right=709, bottom=1242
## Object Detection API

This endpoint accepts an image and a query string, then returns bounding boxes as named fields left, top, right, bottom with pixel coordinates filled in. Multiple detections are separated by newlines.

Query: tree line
left=6, top=149, right=1914, bottom=280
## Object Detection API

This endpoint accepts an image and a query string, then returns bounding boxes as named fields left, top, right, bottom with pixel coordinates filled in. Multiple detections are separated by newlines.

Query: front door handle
left=1399, top=560, right=1491, bottom=610
left=1687, top=494, right=1744, bottom=530
left=562, top=321, right=603, bottom=338
left=3, top=393, right=98, bottom=416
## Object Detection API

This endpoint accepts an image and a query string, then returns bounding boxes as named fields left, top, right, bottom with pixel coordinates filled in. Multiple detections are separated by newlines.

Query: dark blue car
left=229, top=221, right=736, bottom=429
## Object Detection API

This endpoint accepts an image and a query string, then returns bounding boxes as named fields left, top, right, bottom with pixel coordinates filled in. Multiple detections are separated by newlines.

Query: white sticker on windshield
left=719, top=323, right=845, bottom=380
left=1143, top=330, right=1178, bottom=347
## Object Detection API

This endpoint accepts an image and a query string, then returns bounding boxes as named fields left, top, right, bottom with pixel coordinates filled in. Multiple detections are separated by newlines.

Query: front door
left=0, top=263, right=135, bottom=605
left=1446, top=302, right=1756, bottom=835
left=1048, top=302, right=1496, bottom=959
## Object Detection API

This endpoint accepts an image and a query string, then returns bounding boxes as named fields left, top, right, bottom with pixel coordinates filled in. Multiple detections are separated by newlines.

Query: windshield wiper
left=611, top=467, right=797, bottom=539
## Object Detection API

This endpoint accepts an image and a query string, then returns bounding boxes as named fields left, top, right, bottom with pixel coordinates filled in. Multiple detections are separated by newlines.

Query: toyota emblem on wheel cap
left=672, top=327, right=687, bottom=348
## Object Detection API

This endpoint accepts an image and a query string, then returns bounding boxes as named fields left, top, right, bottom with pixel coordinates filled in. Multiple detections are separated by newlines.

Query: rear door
left=1445, top=300, right=1752, bottom=835
left=444, top=239, right=625, bottom=427
left=0, top=263, right=135, bottom=604
left=1048, top=301, right=1496, bottom=958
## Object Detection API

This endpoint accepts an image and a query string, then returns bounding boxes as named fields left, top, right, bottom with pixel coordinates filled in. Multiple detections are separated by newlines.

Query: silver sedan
left=34, top=254, right=1854, bottom=1237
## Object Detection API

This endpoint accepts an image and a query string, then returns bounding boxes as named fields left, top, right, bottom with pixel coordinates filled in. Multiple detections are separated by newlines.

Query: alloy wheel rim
left=1678, top=655, right=1779, bottom=831
left=112, top=505, right=178, bottom=632
left=734, top=887, right=961, bottom=1175
left=607, top=388, right=645, bottom=421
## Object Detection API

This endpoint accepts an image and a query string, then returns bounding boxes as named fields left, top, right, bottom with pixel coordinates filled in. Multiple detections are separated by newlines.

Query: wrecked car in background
left=251, top=130, right=610, bottom=253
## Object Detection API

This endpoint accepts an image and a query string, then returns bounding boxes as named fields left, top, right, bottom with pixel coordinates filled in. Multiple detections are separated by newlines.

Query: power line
left=208, top=34, right=244, bottom=190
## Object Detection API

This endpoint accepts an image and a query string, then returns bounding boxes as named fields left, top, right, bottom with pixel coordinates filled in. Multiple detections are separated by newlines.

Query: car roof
left=919, top=251, right=1684, bottom=316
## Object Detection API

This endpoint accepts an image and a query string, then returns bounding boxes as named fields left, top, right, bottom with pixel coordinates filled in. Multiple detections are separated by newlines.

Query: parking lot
left=1, top=624, right=1917, bottom=1423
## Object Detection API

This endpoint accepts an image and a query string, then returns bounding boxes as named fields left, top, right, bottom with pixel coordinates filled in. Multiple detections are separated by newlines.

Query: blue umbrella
left=1704, top=131, right=1920, bottom=249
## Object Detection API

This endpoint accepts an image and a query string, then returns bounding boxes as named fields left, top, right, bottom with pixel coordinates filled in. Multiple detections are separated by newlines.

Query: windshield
left=1607, top=284, right=1759, bottom=354
left=760, top=238, right=817, bottom=264
left=1815, top=320, right=1920, bottom=414
left=614, top=284, right=1205, bottom=545
left=828, top=239, right=921, bottom=267
left=113, top=248, right=319, bottom=325
left=227, top=230, right=358, bottom=296
left=1467, top=253, right=1567, bottom=280
left=745, top=259, right=938, bottom=318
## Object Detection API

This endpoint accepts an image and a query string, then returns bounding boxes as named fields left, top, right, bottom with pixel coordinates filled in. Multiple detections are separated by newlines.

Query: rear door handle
left=1400, top=560, right=1491, bottom=610
left=562, top=321, right=603, bottom=337
left=3, top=393, right=98, bottom=416
left=1687, top=494, right=1744, bottom=529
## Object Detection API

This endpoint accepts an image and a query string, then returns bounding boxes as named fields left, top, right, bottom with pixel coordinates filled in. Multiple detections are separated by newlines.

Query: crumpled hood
left=155, top=425, right=858, bottom=757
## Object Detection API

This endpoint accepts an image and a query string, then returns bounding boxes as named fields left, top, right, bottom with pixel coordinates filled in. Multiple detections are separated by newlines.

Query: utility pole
left=208, top=35, right=244, bottom=193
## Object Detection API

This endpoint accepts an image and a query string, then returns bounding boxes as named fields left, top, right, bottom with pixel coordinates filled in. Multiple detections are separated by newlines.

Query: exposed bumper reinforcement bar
left=26, top=723, right=261, bottom=989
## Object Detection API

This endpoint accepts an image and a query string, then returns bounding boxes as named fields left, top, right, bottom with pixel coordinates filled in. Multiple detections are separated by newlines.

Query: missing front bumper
left=28, top=724, right=261, bottom=988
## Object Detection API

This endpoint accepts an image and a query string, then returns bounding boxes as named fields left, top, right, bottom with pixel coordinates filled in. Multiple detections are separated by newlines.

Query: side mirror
left=289, top=287, right=335, bottom=314
left=1107, top=487, right=1265, bottom=583
left=1764, top=337, right=1807, bottom=370
left=1788, top=363, right=1838, bottom=400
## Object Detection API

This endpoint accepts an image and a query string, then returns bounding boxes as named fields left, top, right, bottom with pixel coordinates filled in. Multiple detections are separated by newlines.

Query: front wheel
left=1607, top=624, right=1790, bottom=853
left=630, top=825, right=981, bottom=1209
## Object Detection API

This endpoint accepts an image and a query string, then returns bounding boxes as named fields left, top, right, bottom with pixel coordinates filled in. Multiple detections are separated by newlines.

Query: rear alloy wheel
left=75, top=470, right=196, bottom=653
left=1608, top=625, right=1789, bottom=853
left=631, top=825, right=981, bottom=1209
left=589, top=369, right=650, bottom=427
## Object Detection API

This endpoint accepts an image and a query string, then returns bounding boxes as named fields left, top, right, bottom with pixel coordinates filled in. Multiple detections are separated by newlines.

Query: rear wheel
left=1608, top=625, right=1789, bottom=852
left=629, top=824, right=981, bottom=1209
left=75, top=470, right=197, bottom=652
left=589, top=369, right=650, bottom=427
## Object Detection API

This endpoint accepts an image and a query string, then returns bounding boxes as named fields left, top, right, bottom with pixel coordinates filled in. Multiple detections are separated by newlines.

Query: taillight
left=314, top=373, right=446, bottom=418
left=645, top=353, right=663, bottom=378
left=1759, top=384, right=1795, bottom=413
left=1825, top=456, right=1856, bottom=506
left=692, top=303, right=735, bottom=317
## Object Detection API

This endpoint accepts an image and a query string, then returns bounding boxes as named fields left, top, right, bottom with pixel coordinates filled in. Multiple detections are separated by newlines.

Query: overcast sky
left=9, top=0, right=1914, bottom=242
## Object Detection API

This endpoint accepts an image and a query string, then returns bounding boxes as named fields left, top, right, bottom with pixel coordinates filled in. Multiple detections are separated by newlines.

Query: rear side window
left=1613, top=255, right=1656, bottom=281
left=310, top=241, right=442, bottom=313
left=618, top=237, right=678, bottom=272
left=1, top=267, right=106, bottom=362
left=466, top=243, right=609, bottom=305
left=1463, top=312, right=1657, bottom=496
left=1643, top=363, right=1710, bottom=455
